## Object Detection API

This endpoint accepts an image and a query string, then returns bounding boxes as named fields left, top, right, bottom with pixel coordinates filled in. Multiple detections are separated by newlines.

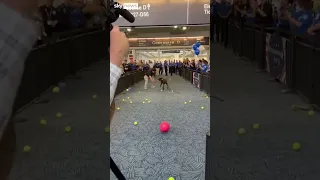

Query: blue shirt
left=202, top=64, right=208, bottom=72
left=131, top=64, right=136, bottom=71
left=164, top=62, right=168, bottom=67
left=291, top=10, right=313, bottom=34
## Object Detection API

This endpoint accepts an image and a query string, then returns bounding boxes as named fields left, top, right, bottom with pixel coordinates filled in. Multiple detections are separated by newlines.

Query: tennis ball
left=40, top=119, right=47, bottom=125
left=127, top=97, right=130, bottom=99
left=161, top=90, right=163, bottom=91
left=65, top=126, right=71, bottom=133
left=23, top=145, right=31, bottom=152
left=184, top=102, right=187, bottom=104
left=122, top=99, right=125, bottom=102
left=116, top=107, right=120, bottom=110
left=130, top=101, right=133, bottom=104
left=134, top=121, right=138, bottom=125
left=189, top=100, right=192, bottom=103
left=172, top=90, right=174, bottom=92
left=252, top=123, right=260, bottom=129
left=105, top=127, right=110, bottom=133
left=201, top=106, right=205, bottom=110
left=142, top=101, right=145, bottom=104
left=292, top=142, right=301, bottom=151
left=206, top=96, right=209, bottom=99
left=148, top=101, right=151, bottom=103
left=291, top=105, right=298, bottom=111
left=168, top=177, right=175, bottom=180
left=237, top=128, right=246, bottom=135
left=92, top=94, right=97, bottom=99
left=138, top=91, right=140, bottom=93
left=56, top=112, right=62, bottom=118
left=52, top=87, right=60, bottom=93
left=126, top=89, right=129, bottom=91
left=308, top=110, right=314, bottom=116
left=145, top=98, right=148, bottom=101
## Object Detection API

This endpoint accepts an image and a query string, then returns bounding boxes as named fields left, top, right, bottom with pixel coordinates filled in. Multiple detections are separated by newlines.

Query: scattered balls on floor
left=105, top=127, right=110, bottom=133
left=40, top=119, right=47, bottom=125
left=308, top=110, right=314, bottom=116
left=92, top=94, right=97, bottom=99
left=117, top=107, right=120, bottom=110
left=134, top=121, right=138, bottom=126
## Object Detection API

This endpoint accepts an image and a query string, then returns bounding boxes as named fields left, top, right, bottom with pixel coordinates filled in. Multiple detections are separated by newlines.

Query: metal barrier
left=114, top=71, right=144, bottom=96
left=216, top=16, right=320, bottom=108
left=13, top=29, right=109, bottom=112
left=182, top=68, right=210, bottom=95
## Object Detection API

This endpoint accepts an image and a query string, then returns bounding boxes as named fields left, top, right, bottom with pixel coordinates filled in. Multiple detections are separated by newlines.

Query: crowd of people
left=120, top=59, right=210, bottom=76
left=211, top=0, right=320, bottom=36
left=33, top=0, right=107, bottom=44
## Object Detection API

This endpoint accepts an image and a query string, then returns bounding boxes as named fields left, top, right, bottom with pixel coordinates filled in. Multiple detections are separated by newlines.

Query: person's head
left=199, top=60, right=202, bottom=63
left=203, top=60, right=208, bottom=65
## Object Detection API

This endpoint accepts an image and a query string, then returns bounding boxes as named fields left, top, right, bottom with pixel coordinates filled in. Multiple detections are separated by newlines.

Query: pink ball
left=160, top=121, right=170, bottom=133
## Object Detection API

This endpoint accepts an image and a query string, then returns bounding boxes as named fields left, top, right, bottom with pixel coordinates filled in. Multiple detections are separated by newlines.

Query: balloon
left=196, top=42, right=201, bottom=47
left=192, top=44, right=198, bottom=51
left=199, top=45, right=205, bottom=51
left=194, top=49, right=200, bottom=56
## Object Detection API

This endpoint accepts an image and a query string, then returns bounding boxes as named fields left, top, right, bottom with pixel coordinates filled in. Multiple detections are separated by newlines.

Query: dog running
left=158, top=77, right=171, bottom=91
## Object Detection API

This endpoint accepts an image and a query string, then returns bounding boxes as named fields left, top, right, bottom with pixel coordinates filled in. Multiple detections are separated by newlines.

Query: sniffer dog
left=158, top=78, right=171, bottom=91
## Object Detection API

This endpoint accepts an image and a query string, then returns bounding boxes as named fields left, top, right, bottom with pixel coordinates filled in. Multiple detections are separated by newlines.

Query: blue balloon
left=192, top=44, right=198, bottom=51
left=196, top=42, right=201, bottom=47
left=194, top=49, right=200, bottom=56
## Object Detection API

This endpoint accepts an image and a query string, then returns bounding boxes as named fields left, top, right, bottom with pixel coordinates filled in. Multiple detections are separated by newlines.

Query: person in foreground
left=0, top=1, right=129, bottom=178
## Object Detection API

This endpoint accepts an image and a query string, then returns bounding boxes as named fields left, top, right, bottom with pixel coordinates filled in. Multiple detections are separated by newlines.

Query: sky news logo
left=114, top=3, right=139, bottom=10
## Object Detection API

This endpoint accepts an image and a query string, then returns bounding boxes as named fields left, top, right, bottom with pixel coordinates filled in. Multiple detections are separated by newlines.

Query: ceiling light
left=173, top=25, right=178, bottom=28
left=182, top=27, right=187, bottom=30
left=127, top=28, right=132, bottom=32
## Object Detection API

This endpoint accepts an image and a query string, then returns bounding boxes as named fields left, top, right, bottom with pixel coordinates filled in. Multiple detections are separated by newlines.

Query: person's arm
left=110, top=63, right=122, bottom=105
left=0, top=3, right=39, bottom=138
left=308, top=23, right=320, bottom=35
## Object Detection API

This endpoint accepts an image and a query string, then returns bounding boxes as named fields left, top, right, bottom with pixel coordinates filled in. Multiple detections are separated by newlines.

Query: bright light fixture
left=127, top=28, right=132, bottom=32
left=182, top=27, right=187, bottom=30
left=173, top=25, right=178, bottom=28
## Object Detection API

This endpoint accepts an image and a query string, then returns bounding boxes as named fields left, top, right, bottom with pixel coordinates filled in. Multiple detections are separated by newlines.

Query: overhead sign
left=129, top=37, right=209, bottom=47
left=113, top=0, right=210, bottom=26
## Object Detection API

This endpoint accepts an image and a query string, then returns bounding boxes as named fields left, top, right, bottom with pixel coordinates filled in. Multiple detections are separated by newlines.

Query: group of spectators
left=120, top=59, right=210, bottom=77
left=33, top=0, right=107, bottom=43
left=211, top=0, right=320, bottom=36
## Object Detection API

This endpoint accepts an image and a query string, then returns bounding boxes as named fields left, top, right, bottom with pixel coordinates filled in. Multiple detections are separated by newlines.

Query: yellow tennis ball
left=168, top=177, right=175, bottom=180
left=145, top=98, right=148, bottom=101
left=138, top=91, right=140, bottom=93
left=56, top=112, right=62, bottom=118
left=65, top=126, right=71, bottom=133
left=308, top=110, right=314, bottom=116
left=134, top=121, right=138, bottom=125
left=122, top=99, right=125, bottom=102
left=252, top=123, right=260, bottom=129
left=23, top=145, right=31, bottom=152
left=189, top=100, right=192, bottom=103
left=116, top=107, right=120, bottom=110
left=52, top=87, right=60, bottom=93
left=201, top=106, right=205, bottom=110
left=40, top=119, right=47, bottom=125
left=126, top=89, right=129, bottom=91
left=130, top=101, right=133, bottom=104
left=206, top=96, right=209, bottom=99
left=105, top=127, right=110, bottom=133
left=148, top=101, right=151, bottom=103
left=184, top=102, right=187, bottom=104
left=237, top=128, right=246, bottom=135
left=292, top=142, right=301, bottom=151
left=142, top=101, right=145, bottom=104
